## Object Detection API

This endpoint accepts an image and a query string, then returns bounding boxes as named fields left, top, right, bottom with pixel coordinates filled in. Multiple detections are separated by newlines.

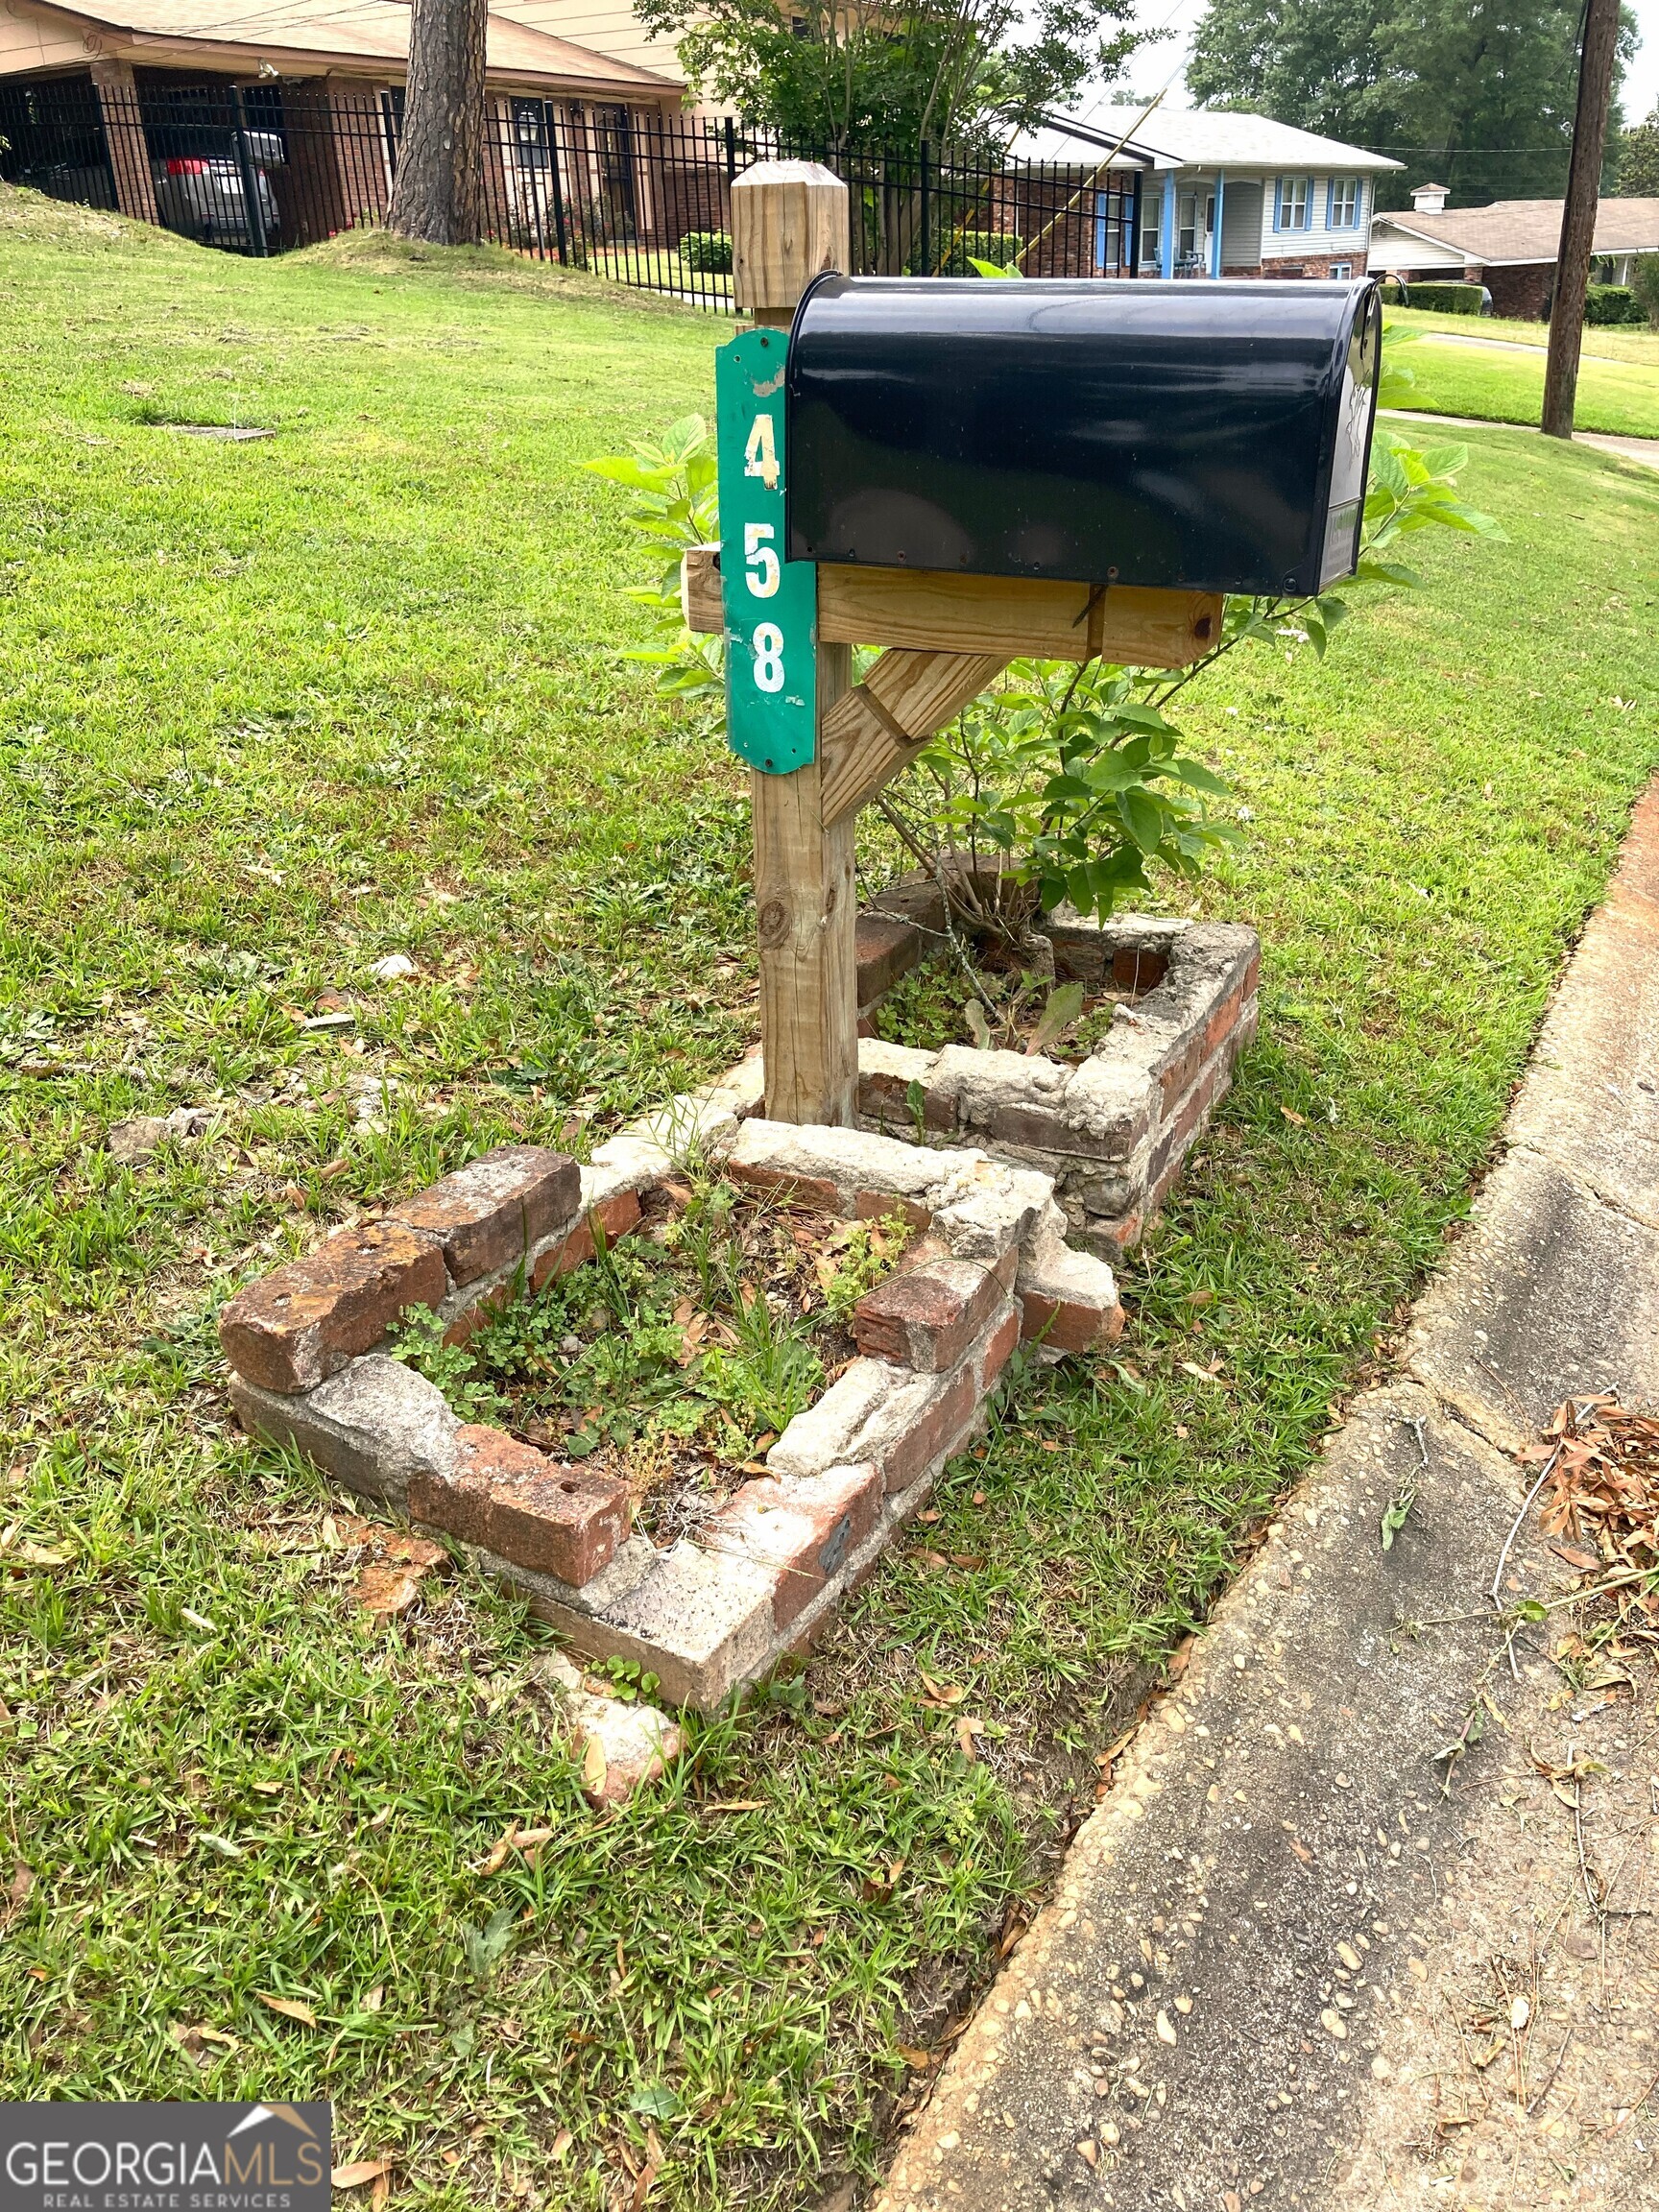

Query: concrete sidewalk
left=1383, top=407, right=1659, bottom=475
left=875, top=792, right=1659, bottom=2211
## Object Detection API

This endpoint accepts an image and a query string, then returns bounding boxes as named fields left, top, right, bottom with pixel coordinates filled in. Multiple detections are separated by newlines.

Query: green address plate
left=715, top=326, right=817, bottom=775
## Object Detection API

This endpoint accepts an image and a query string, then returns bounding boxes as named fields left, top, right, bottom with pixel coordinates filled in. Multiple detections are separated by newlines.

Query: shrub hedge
left=679, top=230, right=733, bottom=274
left=940, top=229, right=1023, bottom=276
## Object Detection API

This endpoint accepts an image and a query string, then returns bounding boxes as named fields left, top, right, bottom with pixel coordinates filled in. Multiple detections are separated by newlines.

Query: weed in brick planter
left=389, top=1180, right=913, bottom=1546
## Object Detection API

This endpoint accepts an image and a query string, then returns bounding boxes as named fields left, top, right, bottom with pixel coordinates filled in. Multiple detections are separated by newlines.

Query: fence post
left=919, top=138, right=930, bottom=275
left=546, top=104, right=568, bottom=264
left=730, top=160, right=857, bottom=1127
left=228, top=84, right=269, bottom=256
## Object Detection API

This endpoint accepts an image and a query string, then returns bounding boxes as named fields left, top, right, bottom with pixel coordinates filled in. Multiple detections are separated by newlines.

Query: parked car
left=151, top=130, right=282, bottom=252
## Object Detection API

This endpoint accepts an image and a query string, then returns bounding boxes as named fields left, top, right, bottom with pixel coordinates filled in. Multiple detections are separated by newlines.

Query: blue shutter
left=1324, top=178, right=1334, bottom=228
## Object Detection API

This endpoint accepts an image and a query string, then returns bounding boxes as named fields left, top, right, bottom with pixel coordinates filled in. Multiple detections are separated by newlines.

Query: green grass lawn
left=4, top=186, right=1659, bottom=2208
left=1385, top=309, right=1659, bottom=436
left=1385, top=301, right=1659, bottom=367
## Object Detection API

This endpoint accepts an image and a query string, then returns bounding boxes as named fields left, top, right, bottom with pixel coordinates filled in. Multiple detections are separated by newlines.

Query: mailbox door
left=786, top=276, right=1380, bottom=599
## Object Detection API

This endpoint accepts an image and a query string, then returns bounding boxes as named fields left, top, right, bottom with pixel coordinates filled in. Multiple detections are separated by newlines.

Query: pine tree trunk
left=1542, top=0, right=1621, bottom=438
left=388, top=0, right=489, bottom=246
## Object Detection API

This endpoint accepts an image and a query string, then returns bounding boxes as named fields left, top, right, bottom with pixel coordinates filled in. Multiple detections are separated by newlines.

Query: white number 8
left=753, top=622, right=785, bottom=693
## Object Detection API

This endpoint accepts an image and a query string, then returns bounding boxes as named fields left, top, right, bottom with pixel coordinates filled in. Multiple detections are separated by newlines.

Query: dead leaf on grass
left=581, top=1737, right=609, bottom=1798
left=354, top=1565, right=422, bottom=1617
left=331, top=2160, right=394, bottom=2190
left=255, top=1992, right=318, bottom=2027
left=550, top=2130, right=573, bottom=2162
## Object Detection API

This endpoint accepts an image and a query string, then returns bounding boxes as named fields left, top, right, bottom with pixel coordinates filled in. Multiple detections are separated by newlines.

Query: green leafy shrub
left=1634, top=255, right=1659, bottom=330
left=581, top=414, right=722, bottom=713
left=940, top=229, right=1022, bottom=276
left=679, top=228, right=733, bottom=273
left=588, top=327, right=1500, bottom=940
left=1400, top=280, right=1487, bottom=315
left=1585, top=283, right=1646, bottom=325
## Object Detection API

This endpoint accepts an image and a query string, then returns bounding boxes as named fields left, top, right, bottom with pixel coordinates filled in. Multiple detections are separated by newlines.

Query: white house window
left=1329, top=177, right=1359, bottom=228
left=1141, top=210, right=1161, bottom=265
left=1330, top=260, right=1353, bottom=279
left=1276, top=176, right=1310, bottom=231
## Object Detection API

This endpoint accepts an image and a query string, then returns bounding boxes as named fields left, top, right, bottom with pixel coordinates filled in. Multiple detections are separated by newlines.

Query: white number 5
left=744, top=521, right=781, bottom=599
left=752, top=622, right=785, bottom=693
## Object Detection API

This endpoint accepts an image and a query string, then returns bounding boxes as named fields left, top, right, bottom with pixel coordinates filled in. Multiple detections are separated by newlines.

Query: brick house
left=0, top=0, right=684, bottom=248
left=1370, top=180, right=1659, bottom=318
left=1011, top=108, right=1404, bottom=279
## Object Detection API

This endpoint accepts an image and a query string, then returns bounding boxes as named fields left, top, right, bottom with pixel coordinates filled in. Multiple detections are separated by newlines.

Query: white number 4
left=743, top=521, right=781, bottom=599
left=744, top=412, right=781, bottom=491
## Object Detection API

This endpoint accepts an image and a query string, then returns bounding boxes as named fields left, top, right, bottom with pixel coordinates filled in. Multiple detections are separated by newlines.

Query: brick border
left=846, top=880, right=1261, bottom=1257
left=224, top=1107, right=1123, bottom=1710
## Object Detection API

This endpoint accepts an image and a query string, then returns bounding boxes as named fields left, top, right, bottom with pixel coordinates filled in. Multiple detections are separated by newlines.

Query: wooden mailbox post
left=713, top=163, right=1224, bottom=1129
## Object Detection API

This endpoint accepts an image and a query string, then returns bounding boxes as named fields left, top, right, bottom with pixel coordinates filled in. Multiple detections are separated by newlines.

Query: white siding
left=492, top=0, right=685, bottom=87
left=1258, top=172, right=1371, bottom=261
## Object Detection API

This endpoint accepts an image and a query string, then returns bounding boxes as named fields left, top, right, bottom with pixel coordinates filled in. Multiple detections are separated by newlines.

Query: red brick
left=1112, top=945, right=1169, bottom=995
left=710, top=1464, right=882, bottom=1628
left=878, top=1363, right=980, bottom=1495
left=410, top=1425, right=630, bottom=1587
left=1155, top=1027, right=1207, bottom=1115
left=856, top=913, right=924, bottom=1011
left=392, top=1145, right=579, bottom=1286
left=219, top=1220, right=446, bottom=1394
left=725, top=1160, right=847, bottom=1213
left=442, top=1277, right=512, bottom=1349
left=855, top=1189, right=931, bottom=1233
left=853, top=1257, right=1002, bottom=1372
left=529, top=1191, right=643, bottom=1290
left=1201, top=978, right=1248, bottom=1060
left=1147, top=1074, right=1214, bottom=1191
left=979, top=1301, right=1022, bottom=1386
left=1020, top=1287, right=1124, bottom=1355
left=857, top=1066, right=955, bottom=1133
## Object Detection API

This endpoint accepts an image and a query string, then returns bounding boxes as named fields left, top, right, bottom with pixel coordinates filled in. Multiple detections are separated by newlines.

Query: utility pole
left=1542, top=0, right=1621, bottom=438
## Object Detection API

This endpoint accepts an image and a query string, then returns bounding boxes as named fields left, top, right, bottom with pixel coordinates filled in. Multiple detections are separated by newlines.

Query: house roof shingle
left=1376, top=196, right=1659, bottom=264
left=1015, top=107, right=1403, bottom=174
left=22, top=0, right=679, bottom=87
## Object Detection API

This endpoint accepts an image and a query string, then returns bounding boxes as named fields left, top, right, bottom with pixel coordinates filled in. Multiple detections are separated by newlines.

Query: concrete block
left=228, top=1354, right=458, bottom=1508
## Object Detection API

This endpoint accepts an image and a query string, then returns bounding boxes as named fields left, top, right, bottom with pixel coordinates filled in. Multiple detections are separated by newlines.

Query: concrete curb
left=873, top=783, right=1659, bottom=2209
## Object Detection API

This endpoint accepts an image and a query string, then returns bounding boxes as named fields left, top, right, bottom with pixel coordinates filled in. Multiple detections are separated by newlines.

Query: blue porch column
left=1211, top=169, right=1226, bottom=276
left=1160, top=169, right=1175, bottom=277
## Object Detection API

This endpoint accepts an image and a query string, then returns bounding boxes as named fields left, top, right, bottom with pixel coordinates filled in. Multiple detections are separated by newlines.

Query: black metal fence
left=0, top=76, right=1142, bottom=308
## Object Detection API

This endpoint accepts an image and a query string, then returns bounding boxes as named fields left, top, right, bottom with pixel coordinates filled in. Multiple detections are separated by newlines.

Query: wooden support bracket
left=818, top=647, right=1009, bottom=829
left=683, top=547, right=1221, bottom=673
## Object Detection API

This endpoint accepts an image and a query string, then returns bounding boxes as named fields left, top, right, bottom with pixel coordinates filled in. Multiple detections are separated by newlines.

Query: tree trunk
left=1542, top=0, right=1621, bottom=439
left=388, top=0, right=489, bottom=246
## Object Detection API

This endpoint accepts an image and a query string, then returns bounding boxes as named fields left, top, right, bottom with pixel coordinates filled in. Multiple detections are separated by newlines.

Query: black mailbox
left=785, top=276, right=1382, bottom=598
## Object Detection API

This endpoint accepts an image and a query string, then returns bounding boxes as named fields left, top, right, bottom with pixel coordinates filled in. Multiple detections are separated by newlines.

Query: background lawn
left=1385, top=308, right=1659, bottom=435
left=3, top=189, right=1659, bottom=2209
left=1385, top=301, right=1659, bottom=367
